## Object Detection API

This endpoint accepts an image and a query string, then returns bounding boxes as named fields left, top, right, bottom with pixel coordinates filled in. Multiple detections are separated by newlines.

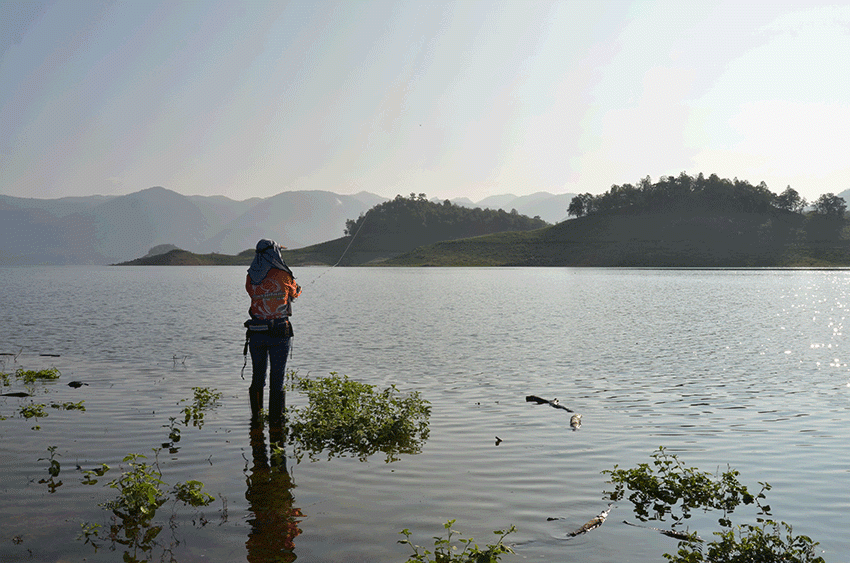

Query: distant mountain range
left=0, top=187, right=576, bottom=265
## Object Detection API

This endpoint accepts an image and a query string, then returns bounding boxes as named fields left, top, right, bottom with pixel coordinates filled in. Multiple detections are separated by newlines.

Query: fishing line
left=280, top=212, right=368, bottom=370
left=306, top=210, right=369, bottom=286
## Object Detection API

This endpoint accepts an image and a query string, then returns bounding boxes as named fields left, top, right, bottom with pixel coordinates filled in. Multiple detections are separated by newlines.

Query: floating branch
left=525, top=395, right=574, bottom=412
left=565, top=504, right=613, bottom=537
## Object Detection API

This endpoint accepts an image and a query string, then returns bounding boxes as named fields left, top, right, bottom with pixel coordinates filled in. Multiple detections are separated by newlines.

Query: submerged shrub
left=399, top=519, right=516, bottom=563
left=287, top=372, right=431, bottom=462
left=605, top=447, right=824, bottom=563
left=664, top=520, right=824, bottom=563
left=603, top=446, right=756, bottom=525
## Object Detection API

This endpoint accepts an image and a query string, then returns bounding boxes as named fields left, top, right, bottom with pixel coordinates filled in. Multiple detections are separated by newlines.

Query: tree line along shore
left=116, top=174, right=850, bottom=268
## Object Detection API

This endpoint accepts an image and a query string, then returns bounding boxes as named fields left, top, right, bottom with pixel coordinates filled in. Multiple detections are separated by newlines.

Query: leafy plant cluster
left=71, top=387, right=222, bottom=561
left=286, top=372, right=431, bottom=462
left=2, top=364, right=227, bottom=561
left=38, top=445, right=63, bottom=493
left=344, top=193, right=548, bottom=244
left=86, top=451, right=216, bottom=562
left=399, top=519, right=516, bottom=563
left=15, top=367, right=61, bottom=383
left=604, top=447, right=824, bottom=563
left=179, top=386, right=222, bottom=428
left=603, top=446, right=759, bottom=526
left=568, top=172, right=844, bottom=219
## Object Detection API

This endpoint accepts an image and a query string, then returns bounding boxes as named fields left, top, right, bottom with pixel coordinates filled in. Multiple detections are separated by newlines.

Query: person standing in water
left=245, top=239, right=301, bottom=431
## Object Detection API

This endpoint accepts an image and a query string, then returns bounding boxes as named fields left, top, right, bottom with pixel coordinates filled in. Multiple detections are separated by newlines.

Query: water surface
left=1, top=266, right=849, bottom=562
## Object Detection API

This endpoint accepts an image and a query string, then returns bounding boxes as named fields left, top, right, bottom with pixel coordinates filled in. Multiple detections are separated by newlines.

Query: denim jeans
left=248, top=332, right=291, bottom=394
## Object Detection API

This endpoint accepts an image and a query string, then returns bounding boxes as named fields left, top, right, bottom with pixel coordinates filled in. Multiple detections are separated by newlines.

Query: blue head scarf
left=247, top=239, right=294, bottom=284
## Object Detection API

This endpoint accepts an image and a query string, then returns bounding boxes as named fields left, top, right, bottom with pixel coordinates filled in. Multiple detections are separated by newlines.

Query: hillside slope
left=385, top=208, right=850, bottom=267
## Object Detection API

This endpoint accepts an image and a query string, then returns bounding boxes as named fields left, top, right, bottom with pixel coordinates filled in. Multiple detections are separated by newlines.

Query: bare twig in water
left=525, top=395, right=574, bottom=412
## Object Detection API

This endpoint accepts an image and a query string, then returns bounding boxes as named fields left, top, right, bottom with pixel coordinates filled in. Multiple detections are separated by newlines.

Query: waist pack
left=244, top=317, right=294, bottom=339
left=241, top=318, right=294, bottom=379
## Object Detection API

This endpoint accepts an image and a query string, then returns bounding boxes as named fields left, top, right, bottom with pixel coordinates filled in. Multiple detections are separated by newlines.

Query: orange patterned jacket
left=245, top=268, right=301, bottom=320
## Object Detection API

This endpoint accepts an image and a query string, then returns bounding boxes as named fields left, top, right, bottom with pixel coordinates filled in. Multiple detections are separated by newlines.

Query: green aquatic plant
left=172, top=480, right=216, bottom=507
left=604, top=447, right=823, bottom=563
left=39, top=445, right=61, bottom=477
left=603, top=446, right=757, bottom=525
left=50, top=400, right=86, bottom=411
left=287, top=372, right=431, bottom=462
left=180, top=386, right=223, bottom=428
left=94, top=451, right=221, bottom=562
left=664, top=520, right=824, bottom=563
left=78, top=522, right=102, bottom=552
left=164, top=416, right=181, bottom=442
left=15, top=367, right=60, bottom=383
left=399, top=519, right=516, bottom=563
left=37, top=445, right=62, bottom=492
left=81, top=463, right=111, bottom=485
left=20, top=402, right=48, bottom=429
left=103, top=453, right=166, bottom=520
left=19, top=402, right=47, bottom=419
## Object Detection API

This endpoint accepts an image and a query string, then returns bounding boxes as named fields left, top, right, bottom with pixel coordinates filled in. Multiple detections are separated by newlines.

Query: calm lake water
left=1, top=266, right=850, bottom=562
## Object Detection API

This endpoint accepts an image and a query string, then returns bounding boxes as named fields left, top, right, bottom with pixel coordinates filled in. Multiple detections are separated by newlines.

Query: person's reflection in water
left=245, top=423, right=302, bottom=562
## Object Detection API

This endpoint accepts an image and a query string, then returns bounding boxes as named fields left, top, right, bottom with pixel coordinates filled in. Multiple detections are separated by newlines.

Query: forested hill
left=277, top=194, right=548, bottom=265
left=345, top=193, right=547, bottom=241
left=566, top=172, right=839, bottom=218
left=116, top=193, right=549, bottom=265
left=386, top=174, right=850, bottom=267
left=117, top=176, right=850, bottom=268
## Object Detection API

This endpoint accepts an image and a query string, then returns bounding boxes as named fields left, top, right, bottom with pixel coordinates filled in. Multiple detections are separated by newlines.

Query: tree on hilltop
left=344, top=193, right=548, bottom=241
left=567, top=173, right=820, bottom=218
left=813, top=193, right=847, bottom=218
left=775, top=186, right=807, bottom=213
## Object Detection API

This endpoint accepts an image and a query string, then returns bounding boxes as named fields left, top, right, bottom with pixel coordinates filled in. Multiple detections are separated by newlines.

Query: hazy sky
left=2, top=0, right=848, bottom=202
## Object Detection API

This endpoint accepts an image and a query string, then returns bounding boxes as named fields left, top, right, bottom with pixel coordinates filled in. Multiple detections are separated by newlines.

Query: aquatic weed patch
left=87, top=450, right=220, bottom=559
left=399, top=519, right=516, bottom=563
left=287, top=372, right=431, bottom=462
left=3, top=367, right=226, bottom=562
left=19, top=402, right=48, bottom=420
left=103, top=453, right=167, bottom=520
left=38, top=445, right=62, bottom=493
left=604, top=447, right=824, bottom=563
left=51, top=400, right=86, bottom=411
left=76, top=387, right=227, bottom=560
left=179, top=386, right=222, bottom=428
left=15, top=367, right=60, bottom=384
left=0, top=366, right=86, bottom=426
left=172, top=480, right=215, bottom=507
